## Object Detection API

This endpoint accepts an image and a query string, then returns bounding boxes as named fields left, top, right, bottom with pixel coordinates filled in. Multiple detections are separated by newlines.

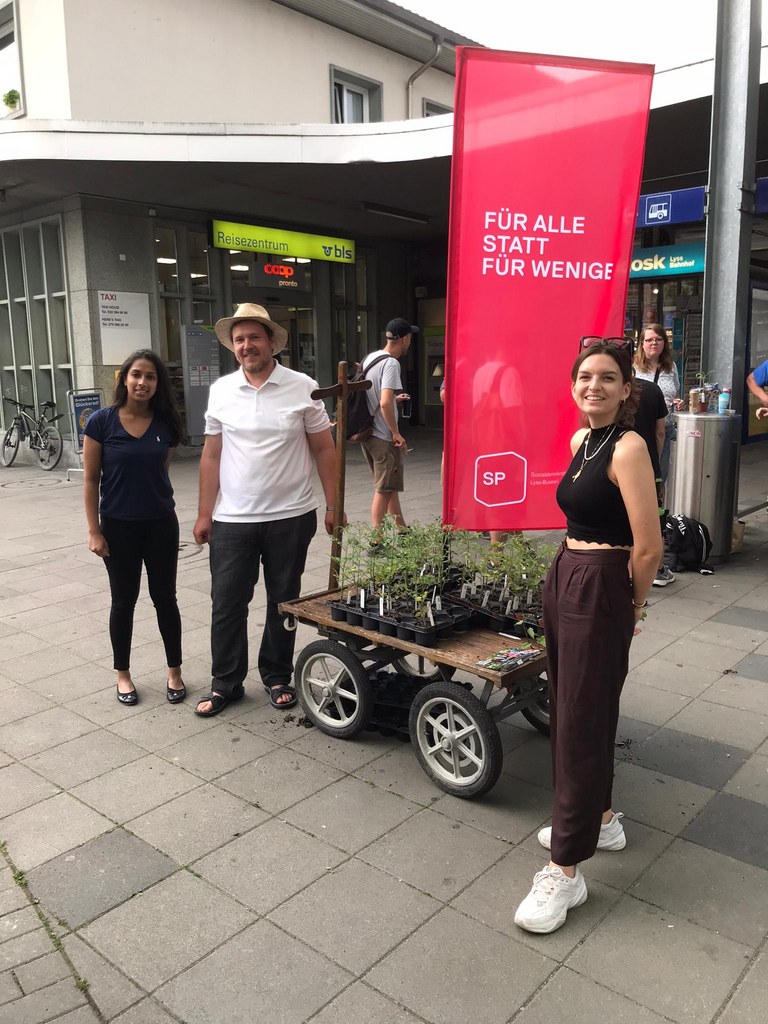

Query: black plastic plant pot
left=435, top=612, right=453, bottom=640
left=450, top=607, right=472, bottom=632
left=346, top=609, right=363, bottom=627
left=329, top=602, right=348, bottom=623
left=410, top=623, right=437, bottom=648
left=362, top=613, right=380, bottom=631
left=377, top=616, right=398, bottom=637
left=396, top=622, right=414, bottom=641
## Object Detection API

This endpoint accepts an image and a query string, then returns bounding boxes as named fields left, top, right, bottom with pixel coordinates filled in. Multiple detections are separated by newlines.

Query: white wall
left=17, top=0, right=71, bottom=117
left=59, top=0, right=455, bottom=123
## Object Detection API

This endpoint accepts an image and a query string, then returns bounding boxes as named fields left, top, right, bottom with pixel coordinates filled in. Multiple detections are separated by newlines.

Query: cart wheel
left=295, top=640, right=374, bottom=738
left=520, top=673, right=551, bottom=736
left=393, top=654, right=455, bottom=681
left=409, top=681, right=503, bottom=798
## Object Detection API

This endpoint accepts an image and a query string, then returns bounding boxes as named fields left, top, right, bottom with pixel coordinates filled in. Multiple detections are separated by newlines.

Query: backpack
left=346, top=353, right=394, bottom=442
left=663, top=514, right=714, bottom=574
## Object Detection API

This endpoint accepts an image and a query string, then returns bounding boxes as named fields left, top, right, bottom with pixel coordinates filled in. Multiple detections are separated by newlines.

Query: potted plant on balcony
left=3, top=89, right=19, bottom=112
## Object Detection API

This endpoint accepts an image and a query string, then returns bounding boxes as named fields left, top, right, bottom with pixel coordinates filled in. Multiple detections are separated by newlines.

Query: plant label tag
left=513, top=595, right=521, bottom=611
left=427, top=603, right=435, bottom=626
left=435, top=596, right=442, bottom=612
left=526, top=589, right=533, bottom=605
left=470, top=582, right=477, bottom=596
left=481, top=591, right=490, bottom=608
left=461, top=583, right=469, bottom=599
left=379, top=597, right=384, bottom=616
left=505, top=599, right=513, bottom=616
left=360, top=588, right=365, bottom=609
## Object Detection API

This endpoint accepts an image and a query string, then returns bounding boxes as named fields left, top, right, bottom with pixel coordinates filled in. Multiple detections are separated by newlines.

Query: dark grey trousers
left=209, top=511, right=317, bottom=695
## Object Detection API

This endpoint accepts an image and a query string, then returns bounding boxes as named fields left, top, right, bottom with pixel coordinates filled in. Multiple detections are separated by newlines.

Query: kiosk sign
left=442, top=49, right=653, bottom=530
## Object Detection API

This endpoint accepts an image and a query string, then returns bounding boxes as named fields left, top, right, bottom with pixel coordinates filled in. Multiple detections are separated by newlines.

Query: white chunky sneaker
left=538, top=812, right=626, bottom=852
left=514, top=866, right=588, bottom=934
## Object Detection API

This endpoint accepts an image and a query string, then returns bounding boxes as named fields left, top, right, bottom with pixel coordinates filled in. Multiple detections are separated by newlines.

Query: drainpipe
left=406, top=36, right=443, bottom=119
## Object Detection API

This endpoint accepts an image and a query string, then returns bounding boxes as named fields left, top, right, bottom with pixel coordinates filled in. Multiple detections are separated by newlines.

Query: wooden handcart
left=279, top=589, right=549, bottom=799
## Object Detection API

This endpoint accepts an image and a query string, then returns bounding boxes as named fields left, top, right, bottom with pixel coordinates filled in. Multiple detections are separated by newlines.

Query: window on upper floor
left=0, top=0, right=21, bottom=117
left=423, top=98, right=452, bottom=117
left=330, top=66, right=382, bottom=124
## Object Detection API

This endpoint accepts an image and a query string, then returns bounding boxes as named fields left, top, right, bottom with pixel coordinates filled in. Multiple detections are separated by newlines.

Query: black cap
left=385, top=317, right=419, bottom=339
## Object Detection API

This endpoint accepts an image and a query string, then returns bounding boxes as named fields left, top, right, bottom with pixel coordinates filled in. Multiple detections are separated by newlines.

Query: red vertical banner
left=443, top=49, right=653, bottom=530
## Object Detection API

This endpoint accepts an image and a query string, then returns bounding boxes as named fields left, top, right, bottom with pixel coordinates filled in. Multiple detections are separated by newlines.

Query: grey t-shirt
left=362, top=351, right=402, bottom=442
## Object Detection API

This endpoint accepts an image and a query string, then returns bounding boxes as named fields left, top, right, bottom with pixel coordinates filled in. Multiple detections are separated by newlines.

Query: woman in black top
left=514, top=340, right=662, bottom=936
left=83, top=350, right=186, bottom=706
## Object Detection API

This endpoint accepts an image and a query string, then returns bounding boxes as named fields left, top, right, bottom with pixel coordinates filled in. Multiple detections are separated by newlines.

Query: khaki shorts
left=361, top=435, right=404, bottom=493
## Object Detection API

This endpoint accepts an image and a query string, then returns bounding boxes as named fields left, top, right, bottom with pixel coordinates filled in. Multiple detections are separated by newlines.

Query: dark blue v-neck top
left=84, top=406, right=175, bottom=521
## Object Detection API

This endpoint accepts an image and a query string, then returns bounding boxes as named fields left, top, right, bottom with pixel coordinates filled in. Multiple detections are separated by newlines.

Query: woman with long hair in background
left=634, top=324, right=683, bottom=486
left=514, top=339, right=662, bottom=935
left=83, top=350, right=186, bottom=706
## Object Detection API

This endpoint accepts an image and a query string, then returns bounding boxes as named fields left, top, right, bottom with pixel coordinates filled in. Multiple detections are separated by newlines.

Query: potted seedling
left=3, top=89, right=19, bottom=112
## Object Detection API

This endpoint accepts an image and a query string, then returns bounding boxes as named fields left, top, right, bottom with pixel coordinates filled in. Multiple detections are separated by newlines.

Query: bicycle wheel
left=1, top=423, right=20, bottom=467
left=36, top=426, right=63, bottom=471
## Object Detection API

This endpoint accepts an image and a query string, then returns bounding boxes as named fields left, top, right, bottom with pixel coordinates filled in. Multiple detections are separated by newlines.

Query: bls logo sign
left=265, top=264, right=294, bottom=278
left=321, top=244, right=353, bottom=260
left=474, top=451, right=528, bottom=507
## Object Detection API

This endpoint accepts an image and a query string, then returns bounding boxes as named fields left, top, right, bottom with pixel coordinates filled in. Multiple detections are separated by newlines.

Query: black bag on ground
left=663, top=513, right=714, bottom=574
left=345, top=353, right=394, bottom=442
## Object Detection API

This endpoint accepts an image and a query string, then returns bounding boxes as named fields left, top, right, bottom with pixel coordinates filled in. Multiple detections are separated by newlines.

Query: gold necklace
left=572, top=424, right=617, bottom=482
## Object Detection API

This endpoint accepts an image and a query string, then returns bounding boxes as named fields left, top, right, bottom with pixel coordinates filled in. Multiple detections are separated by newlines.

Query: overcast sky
left=400, top=0, right=730, bottom=73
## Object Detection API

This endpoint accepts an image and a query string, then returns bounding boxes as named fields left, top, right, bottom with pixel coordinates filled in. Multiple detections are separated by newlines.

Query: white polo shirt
left=204, top=362, right=330, bottom=523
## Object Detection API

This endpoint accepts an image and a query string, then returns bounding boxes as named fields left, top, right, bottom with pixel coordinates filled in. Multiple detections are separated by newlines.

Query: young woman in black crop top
left=515, top=340, right=662, bottom=936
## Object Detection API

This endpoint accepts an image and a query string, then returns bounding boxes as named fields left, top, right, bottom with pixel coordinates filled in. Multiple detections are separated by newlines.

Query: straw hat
left=214, top=303, right=288, bottom=354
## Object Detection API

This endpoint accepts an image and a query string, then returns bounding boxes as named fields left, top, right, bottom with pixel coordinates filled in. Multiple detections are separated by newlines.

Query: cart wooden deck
left=279, top=589, right=547, bottom=689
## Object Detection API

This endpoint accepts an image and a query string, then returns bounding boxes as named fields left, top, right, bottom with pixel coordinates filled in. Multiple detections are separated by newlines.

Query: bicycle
left=1, top=398, right=64, bottom=471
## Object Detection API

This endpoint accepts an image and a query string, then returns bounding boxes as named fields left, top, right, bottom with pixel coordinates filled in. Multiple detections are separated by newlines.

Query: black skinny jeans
left=209, top=511, right=317, bottom=695
left=101, top=513, right=182, bottom=672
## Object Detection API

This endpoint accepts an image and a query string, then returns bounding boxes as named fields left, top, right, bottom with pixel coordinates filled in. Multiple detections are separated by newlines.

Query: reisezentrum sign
left=211, top=220, right=355, bottom=263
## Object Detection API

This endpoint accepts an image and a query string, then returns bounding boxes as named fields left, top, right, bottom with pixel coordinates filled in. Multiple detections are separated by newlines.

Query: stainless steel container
left=667, top=412, right=742, bottom=562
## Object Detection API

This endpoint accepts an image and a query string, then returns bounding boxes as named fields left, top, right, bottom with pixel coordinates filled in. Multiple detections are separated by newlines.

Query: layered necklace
left=571, top=423, right=617, bottom=482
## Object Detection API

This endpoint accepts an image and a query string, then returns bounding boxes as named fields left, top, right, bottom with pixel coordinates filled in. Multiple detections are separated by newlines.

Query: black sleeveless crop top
left=556, top=426, right=633, bottom=547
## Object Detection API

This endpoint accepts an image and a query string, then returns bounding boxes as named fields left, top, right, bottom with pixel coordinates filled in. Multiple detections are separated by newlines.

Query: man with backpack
left=359, top=318, right=416, bottom=532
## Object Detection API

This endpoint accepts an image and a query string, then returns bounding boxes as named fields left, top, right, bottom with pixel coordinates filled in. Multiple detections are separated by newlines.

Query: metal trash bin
left=667, top=412, right=742, bottom=562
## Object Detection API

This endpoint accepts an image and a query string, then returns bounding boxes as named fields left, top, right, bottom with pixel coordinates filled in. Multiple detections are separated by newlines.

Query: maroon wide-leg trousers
left=541, top=542, right=635, bottom=866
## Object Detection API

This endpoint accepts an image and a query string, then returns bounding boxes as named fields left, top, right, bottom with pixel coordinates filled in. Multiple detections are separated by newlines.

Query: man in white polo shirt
left=192, top=304, right=337, bottom=716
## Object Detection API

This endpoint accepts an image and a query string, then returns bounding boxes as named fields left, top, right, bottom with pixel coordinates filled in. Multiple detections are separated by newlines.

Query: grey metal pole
left=701, top=0, right=761, bottom=410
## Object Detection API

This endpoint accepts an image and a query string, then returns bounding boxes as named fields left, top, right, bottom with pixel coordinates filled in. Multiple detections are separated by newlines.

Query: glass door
left=264, top=305, right=317, bottom=378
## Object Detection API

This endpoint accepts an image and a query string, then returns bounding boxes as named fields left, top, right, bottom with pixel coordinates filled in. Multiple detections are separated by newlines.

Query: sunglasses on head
left=579, top=336, right=632, bottom=351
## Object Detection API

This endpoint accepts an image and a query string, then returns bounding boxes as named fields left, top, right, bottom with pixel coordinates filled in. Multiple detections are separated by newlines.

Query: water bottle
left=718, top=391, right=729, bottom=414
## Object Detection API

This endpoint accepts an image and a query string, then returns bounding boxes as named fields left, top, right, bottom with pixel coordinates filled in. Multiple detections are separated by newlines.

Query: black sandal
left=116, top=684, right=138, bottom=706
left=167, top=681, right=186, bottom=704
left=194, top=686, right=244, bottom=717
left=265, top=684, right=297, bottom=710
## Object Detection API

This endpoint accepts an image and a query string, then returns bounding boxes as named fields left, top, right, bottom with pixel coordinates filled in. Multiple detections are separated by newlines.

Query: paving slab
left=0, top=905, right=41, bottom=944
left=13, top=951, right=70, bottom=994
left=311, top=982, right=423, bottom=1024
left=656, top=637, right=746, bottom=673
left=624, top=657, right=721, bottom=698
left=0, top=793, right=112, bottom=870
left=515, top=967, right=669, bottom=1024
left=27, top=829, right=176, bottom=929
left=159, top=723, right=277, bottom=780
left=0, top=972, right=20, bottom=1005
left=731, top=652, right=768, bottom=682
left=0, top=928, right=51, bottom=971
left=80, top=870, right=254, bottom=991
left=71, top=753, right=201, bottom=823
left=282, top=776, right=421, bottom=853
left=62, top=934, right=144, bottom=1022
left=193, top=818, right=345, bottom=914
left=23, top=730, right=145, bottom=789
left=287, top=728, right=399, bottom=772
left=0, top=649, right=90, bottom=688
left=354, top=741, right=447, bottom=805
left=105, top=701, right=219, bottom=753
left=126, top=783, right=268, bottom=863
left=367, top=907, right=555, bottom=1024
left=568, top=895, right=752, bottom=1024
left=453, top=846, right=621, bottom=962
left=719, top=949, right=768, bottom=1024
left=687, top=621, right=768, bottom=653
left=630, top=838, right=768, bottom=946
left=430, top=775, right=552, bottom=844
left=64, top=685, right=168, bottom=727
left=0, top=763, right=58, bottom=818
left=681, top=791, right=768, bottom=870
left=108, top=1000, right=178, bottom=1023
left=666, top=699, right=768, bottom=751
left=616, top=684, right=692, bottom=726
left=155, top=920, right=352, bottom=1024
left=0, top=706, right=97, bottom=759
left=0, top=977, right=86, bottom=1024
left=360, top=808, right=509, bottom=901
left=269, top=858, right=437, bottom=973
left=216, top=744, right=343, bottom=814
left=0, top=883, right=28, bottom=917
left=713, top=605, right=768, bottom=633
left=0, top=685, right=54, bottom=726
left=723, top=753, right=768, bottom=805
left=622, top=727, right=748, bottom=789
left=703, top=674, right=768, bottom=716
left=611, top=762, right=716, bottom=834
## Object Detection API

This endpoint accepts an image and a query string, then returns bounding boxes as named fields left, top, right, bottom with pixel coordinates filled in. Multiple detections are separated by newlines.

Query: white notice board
left=98, top=291, right=152, bottom=365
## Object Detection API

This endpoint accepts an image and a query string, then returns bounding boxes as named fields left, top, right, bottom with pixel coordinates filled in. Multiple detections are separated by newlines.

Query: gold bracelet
left=633, top=599, right=648, bottom=609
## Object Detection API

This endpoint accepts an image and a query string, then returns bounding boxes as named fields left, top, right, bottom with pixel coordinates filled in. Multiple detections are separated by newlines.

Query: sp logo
left=474, top=451, right=528, bottom=507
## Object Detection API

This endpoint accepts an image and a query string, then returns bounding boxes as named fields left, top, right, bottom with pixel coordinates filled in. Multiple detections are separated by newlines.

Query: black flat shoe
left=264, top=684, right=297, bottom=710
left=167, top=681, right=186, bottom=704
left=116, top=684, right=138, bottom=706
left=194, top=686, right=244, bottom=717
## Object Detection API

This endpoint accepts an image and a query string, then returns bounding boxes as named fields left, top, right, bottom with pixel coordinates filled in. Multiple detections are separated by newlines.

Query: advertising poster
left=98, top=291, right=151, bottom=366
left=443, top=49, right=653, bottom=530
left=68, top=391, right=103, bottom=453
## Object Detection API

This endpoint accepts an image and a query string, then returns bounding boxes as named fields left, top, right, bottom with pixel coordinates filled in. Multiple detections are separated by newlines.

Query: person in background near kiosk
left=360, top=318, right=414, bottom=533
left=83, top=350, right=185, bottom=706
left=514, top=338, right=661, bottom=935
left=746, top=357, right=768, bottom=414
left=634, top=325, right=683, bottom=486
left=632, top=377, right=671, bottom=587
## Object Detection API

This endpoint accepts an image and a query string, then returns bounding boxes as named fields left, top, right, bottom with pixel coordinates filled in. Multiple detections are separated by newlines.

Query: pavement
left=1, top=428, right=768, bottom=1024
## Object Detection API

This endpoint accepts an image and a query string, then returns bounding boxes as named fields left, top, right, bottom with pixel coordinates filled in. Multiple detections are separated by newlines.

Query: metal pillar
left=701, top=0, right=761, bottom=409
